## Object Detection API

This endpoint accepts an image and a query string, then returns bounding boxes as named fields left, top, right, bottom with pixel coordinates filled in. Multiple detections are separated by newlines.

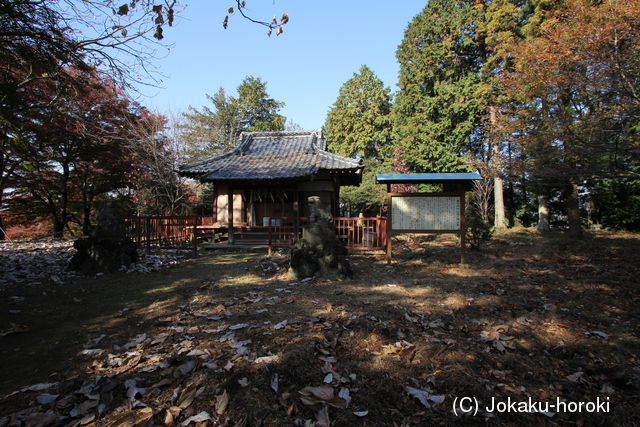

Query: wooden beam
left=333, top=172, right=340, bottom=218
left=460, top=191, right=467, bottom=265
left=228, top=185, right=234, bottom=244
left=386, top=191, right=392, bottom=264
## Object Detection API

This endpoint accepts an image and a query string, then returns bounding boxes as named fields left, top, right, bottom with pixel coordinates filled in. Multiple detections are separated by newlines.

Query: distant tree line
left=0, top=0, right=289, bottom=238
left=2, top=0, right=638, bottom=239
left=324, top=0, right=640, bottom=235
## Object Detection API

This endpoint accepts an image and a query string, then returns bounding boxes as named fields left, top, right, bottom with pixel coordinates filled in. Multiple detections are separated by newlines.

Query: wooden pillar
left=332, top=172, right=340, bottom=218
left=298, top=191, right=304, bottom=217
left=459, top=191, right=467, bottom=265
left=227, top=185, right=234, bottom=244
left=386, top=192, right=393, bottom=264
left=212, top=184, right=218, bottom=223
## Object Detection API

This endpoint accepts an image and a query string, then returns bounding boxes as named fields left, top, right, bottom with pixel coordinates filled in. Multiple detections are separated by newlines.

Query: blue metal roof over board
left=376, top=172, right=482, bottom=183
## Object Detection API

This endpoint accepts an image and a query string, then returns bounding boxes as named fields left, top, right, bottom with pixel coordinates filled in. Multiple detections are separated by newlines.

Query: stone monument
left=288, top=196, right=353, bottom=280
left=69, top=200, right=138, bottom=273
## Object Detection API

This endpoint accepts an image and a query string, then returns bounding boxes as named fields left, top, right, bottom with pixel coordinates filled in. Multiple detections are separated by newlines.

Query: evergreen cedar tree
left=324, top=65, right=393, bottom=161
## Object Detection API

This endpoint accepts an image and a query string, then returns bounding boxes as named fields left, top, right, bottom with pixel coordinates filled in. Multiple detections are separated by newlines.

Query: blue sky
left=136, top=1, right=427, bottom=130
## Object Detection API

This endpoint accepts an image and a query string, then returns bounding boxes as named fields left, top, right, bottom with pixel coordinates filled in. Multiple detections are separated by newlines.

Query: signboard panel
left=391, top=196, right=460, bottom=231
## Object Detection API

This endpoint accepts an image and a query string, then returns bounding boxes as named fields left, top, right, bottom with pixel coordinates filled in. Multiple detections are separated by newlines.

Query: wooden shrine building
left=177, top=130, right=364, bottom=243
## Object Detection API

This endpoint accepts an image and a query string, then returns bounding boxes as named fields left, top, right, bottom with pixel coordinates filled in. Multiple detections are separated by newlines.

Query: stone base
left=288, top=223, right=353, bottom=280
left=68, top=237, right=138, bottom=274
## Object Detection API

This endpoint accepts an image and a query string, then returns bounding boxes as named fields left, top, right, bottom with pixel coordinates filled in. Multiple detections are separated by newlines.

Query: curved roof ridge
left=241, top=129, right=322, bottom=138
left=177, top=129, right=363, bottom=182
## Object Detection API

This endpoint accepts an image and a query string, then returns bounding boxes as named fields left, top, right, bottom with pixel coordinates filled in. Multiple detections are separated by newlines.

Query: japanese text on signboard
left=391, top=196, right=460, bottom=230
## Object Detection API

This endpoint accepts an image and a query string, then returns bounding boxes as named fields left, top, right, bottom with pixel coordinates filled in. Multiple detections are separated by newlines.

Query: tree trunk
left=83, top=205, right=92, bottom=236
left=494, top=175, right=506, bottom=229
left=566, top=182, right=582, bottom=238
left=537, top=194, right=550, bottom=232
left=52, top=216, right=65, bottom=239
left=0, top=189, right=5, bottom=240
left=490, top=107, right=507, bottom=229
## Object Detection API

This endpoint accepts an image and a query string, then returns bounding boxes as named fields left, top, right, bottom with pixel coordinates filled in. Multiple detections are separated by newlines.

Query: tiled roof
left=177, top=130, right=363, bottom=182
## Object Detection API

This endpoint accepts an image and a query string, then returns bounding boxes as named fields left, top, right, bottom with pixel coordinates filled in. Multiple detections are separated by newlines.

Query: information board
left=391, top=196, right=460, bottom=231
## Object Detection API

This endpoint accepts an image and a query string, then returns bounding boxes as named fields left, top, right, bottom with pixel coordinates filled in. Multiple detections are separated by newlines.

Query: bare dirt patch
left=1, top=230, right=639, bottom=426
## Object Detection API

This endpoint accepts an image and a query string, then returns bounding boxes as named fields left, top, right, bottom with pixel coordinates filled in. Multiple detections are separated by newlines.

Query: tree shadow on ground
left=1, top=230, right=639, bottom=426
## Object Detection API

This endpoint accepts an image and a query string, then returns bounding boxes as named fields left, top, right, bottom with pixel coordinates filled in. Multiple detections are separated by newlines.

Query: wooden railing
left=267, top=217, right=311, bottom=253
left=334, top=217, right=387, bottom=251
left=267, top=216, right=387, bottom=254
left=121, top=216, right=198, bottom=255
left=119, top=215, right=387, bottom=257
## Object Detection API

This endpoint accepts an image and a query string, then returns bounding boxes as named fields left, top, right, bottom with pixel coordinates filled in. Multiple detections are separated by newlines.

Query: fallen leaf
left=8, top=296, right=25, bottom=304
left=176, top=383, right=197, bottom=409
left=516, top=316, right=532, bottom=326
left=274, top=320, right=288, bottom=330
left=36, top=393, right=58, bottom=404
left=83, top=334, right=107, bottom=348
left=123, top=334, right=147, bottom=349
left=215, top=390, right=229, bottom=415
left=187, top=349, right=207, bottom=359
left=79, top=349, right=104, bottom=357
left=338, top=388, right=351, bottom=408
left=586, top=331, right=609, bottom=340
left=220, top=331, right=235, bottom=342
left=181, top=411, right=214, bottom=426
left=405, top=312, right=418, bottom=323
left=287, top=402, right=297, bottom=417
left=165, top=406, right=181, bottom=424
left=70, top=399, right=99, bottom=417
left=493, top=341, right=506, bottom=353
left=104, top=409, right=153, bottom=427
left=124, top=379, right=145, bottom=402
left=299, top=385, right=347, bottom=408
left=601, top=383, right=615, bottom=394
left=316, top=406, right=330, bottom=427
left=406, top=386, right=445, bottom=409
left=480, top=325, right=511, bottom=342
left=255, top=355, right=280, bottom=364
left=174, top=360, right=197, bottom=377
left=23, top=382, right=58, bottom=392
left=566, top=371, right=585, bottom=383
left=0, top=322, right=29, bottom=336
left=299, top=384, right=334, bottom=405
left=229, top=323, right=249, bottom=330
left=399, top=345, right=418, bottom=364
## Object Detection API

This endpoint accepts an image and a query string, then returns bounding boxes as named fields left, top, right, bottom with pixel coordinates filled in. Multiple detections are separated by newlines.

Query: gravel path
left=0, top=240, right=192, bottom=287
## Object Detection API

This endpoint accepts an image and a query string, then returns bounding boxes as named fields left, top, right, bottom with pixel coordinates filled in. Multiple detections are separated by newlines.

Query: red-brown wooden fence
left=121, top=216, right=198, bottom=255
left=120, top=215, right=387, bottom=256
left=267, top=216, right=387, bottom=254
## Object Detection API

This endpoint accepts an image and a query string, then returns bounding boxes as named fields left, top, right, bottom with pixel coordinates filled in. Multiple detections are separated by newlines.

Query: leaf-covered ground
left=1, top=230, right=639, bottom=426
